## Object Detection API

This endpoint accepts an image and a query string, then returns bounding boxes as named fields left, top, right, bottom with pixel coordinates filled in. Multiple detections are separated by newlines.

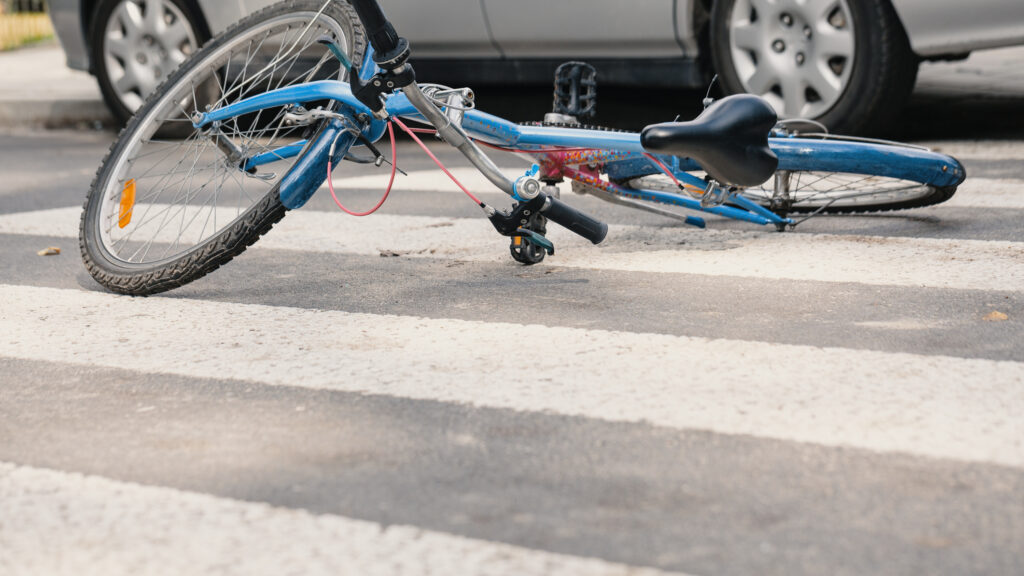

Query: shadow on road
left=469, top=83, right=1024, bottom=142
left=469, top=47, right=1024, bottom=141
left=902, top=93, right=1024, bottom=140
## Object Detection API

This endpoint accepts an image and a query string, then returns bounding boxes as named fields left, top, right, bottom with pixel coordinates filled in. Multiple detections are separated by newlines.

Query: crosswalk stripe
left=0, top=462, right=688, bottom=576
left=330, top=166, right=521, bottom=195
left=1, top=284, right=1021, bottom=467
left=327, top=169, right=1024, bottom=209
left=948, top=178, right=1024, bottom=208
left=2, top=207, right=1022, bottom=292
left=917, top=140, right=1024, bottom=162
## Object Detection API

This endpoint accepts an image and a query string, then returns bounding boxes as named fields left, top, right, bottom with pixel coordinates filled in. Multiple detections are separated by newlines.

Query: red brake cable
left=392, top=117, right=483, bottom=205
left=327, top=120, right=397, bottom=216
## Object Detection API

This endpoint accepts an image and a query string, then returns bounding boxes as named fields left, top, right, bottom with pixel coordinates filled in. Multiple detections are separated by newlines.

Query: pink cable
left=327, top=121, right=397, bottom=216
left=643, top=152, right=695, bottom=192
left=392, top=117, right=483, bottom=205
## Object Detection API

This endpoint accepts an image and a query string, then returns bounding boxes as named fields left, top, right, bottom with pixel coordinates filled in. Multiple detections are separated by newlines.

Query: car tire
left=91, top=0, right=207, bottom=125
left=709, top=0, right=918, bottom=135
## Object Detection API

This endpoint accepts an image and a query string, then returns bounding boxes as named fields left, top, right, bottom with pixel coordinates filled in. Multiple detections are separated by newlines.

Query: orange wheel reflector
left=513, top=236, right=522, bottom=247
left=118, top=179, right=136, bottom=229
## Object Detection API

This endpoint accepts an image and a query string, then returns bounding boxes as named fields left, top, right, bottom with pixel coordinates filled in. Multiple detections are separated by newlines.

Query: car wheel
left=709, top=0, right=918, bottom=135
left=91, top=0, right=206, bottom=124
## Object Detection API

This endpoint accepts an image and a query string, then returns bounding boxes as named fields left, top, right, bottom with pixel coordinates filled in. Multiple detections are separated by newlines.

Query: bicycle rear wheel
left=619, top=137, right=965, bottom=216
left=80, top=0, right=366, bottom=295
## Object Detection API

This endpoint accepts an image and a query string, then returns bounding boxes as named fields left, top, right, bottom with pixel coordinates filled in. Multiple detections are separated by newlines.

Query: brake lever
left=485, top=194, right=548, bottom=237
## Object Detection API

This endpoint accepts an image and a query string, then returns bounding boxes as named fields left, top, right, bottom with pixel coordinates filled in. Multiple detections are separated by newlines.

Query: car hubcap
left=103, top=0, right=198, bottom=113
left=728, top=0, right=855, bottom=119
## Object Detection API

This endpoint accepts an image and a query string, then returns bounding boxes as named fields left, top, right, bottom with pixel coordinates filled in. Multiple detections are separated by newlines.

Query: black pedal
left=553, top=62, right=597, bottom=120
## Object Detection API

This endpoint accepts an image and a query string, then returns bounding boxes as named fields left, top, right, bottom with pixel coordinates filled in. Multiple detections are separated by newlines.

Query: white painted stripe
left=1, top=285, right=1022, bottom=467
left=327, top=168, right=1024, bottom=209
left=0, top=462, right=687, bottom=576
left=3, top=207, right=1022, bottom=291
left=330, top=166, right=522, bottom=194
left=914, top=140, right=1023, bottom=162
left=946, top=178, right=1024, bottom=209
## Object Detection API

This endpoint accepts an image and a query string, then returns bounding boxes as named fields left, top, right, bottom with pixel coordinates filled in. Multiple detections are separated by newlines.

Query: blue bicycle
left=80, top=0, right=966, bottom=294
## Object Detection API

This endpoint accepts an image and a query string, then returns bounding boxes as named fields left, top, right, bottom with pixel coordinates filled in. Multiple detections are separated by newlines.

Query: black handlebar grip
left=349, top=0, right=402, bottom=59
left=543, top=197, right=608, bottom=245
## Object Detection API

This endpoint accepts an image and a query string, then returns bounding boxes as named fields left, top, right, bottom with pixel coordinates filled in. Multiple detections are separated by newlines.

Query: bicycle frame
left=78, top=0, right=972, bottom=297
left=192, top=44, right=962, bottom=229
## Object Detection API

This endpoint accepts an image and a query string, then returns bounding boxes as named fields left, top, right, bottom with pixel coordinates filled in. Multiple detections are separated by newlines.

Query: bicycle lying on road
left=79, top=0, right=967, bottom=295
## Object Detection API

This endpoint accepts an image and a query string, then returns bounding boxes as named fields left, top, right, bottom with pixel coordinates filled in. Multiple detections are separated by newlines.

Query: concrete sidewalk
left=0, top=41, right=112, bottom=129
left=1, top=40, right=1023, bottom=130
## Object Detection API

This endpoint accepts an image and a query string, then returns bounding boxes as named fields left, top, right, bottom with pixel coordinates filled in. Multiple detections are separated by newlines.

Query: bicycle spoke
left=93, top=9, right=350, bottom=267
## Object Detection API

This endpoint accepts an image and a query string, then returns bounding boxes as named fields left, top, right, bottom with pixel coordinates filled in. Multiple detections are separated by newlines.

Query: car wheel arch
left=692, top=0, right=715, bottom=81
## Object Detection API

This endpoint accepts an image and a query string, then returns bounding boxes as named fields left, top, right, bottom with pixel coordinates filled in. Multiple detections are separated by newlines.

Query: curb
left=0, top=99, right=113, bottom=129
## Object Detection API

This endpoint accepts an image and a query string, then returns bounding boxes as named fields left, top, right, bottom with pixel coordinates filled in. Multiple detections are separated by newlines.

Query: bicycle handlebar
left=349, top=0, right=407, bottom=68
left=353, top=0, right=608, bottom=246
left=543, top=196, right=608, bottom=245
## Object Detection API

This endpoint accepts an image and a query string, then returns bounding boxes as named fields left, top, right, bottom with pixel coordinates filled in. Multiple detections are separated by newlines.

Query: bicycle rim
left=625, top=170, right=948, bottom=214
left=91, top=10, right=351, bottom=268
left=736, top=170, right=943, bottom=213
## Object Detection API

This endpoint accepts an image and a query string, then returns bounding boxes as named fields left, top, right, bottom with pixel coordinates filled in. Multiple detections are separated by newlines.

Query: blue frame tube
left=609, top=184, right=778, bottom=225
left=278, top=119, right=358, bottom=210
left=195, top=44, right=380, bottom=129
left=195, top=80, right=964, bottom=190
left=243, top=141, right=307, bottom=172
left=768, top=139, right=965, bottom=188
left=194, top=81, right=377, bottom=128
left=359, top=45, right=378, bottom=82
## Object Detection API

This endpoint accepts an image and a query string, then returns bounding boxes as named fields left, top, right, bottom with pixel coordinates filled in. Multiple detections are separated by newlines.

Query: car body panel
left=47, top=0, right=1024, bottom=77
left=47, top=0, right=90, bottom=70
left=675, top=0, right=701, bottom=57
left=891, top=0, right=1024, bottom=57
left=236, top=0, right=499, bottom=58
left=483, top=0, right=681, bottom=58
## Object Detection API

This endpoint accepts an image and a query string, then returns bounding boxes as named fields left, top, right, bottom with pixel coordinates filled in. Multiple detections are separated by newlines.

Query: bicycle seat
left=641, top=94, right=778, bottom=187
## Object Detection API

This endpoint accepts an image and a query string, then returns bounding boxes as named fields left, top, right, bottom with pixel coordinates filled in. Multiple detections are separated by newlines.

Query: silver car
left=49, top=0, right=1024, bottom=133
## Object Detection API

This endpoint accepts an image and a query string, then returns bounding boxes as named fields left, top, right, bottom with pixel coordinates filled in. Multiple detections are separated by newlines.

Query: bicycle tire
left=80, top=0, right=366, bottom=295
left=615, top=137, right=965, bottom=216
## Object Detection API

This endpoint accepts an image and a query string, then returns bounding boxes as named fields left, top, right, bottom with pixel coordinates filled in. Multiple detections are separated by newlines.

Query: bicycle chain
left=518, top=121, right=629, bottom=133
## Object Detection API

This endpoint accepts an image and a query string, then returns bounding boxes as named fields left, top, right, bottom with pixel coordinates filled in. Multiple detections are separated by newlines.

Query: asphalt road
left=1, top=87, right=1023, bottom=575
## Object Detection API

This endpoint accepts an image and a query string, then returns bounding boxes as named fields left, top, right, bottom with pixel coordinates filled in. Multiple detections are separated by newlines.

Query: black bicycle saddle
left=641, top=94, right=779, bottom=187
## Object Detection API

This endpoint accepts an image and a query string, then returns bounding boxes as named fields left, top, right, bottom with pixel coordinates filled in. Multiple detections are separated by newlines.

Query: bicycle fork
left=278, top=119, right=360, bottom=210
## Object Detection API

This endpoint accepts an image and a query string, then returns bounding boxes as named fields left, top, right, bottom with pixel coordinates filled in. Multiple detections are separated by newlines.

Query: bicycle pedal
left=553, top=61, right=597, bottom=120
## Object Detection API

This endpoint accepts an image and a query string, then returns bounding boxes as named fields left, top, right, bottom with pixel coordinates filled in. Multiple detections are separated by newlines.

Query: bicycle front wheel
left=80, top=0, right=366, bottom=295
left=621, top=137, right=966, bottom=216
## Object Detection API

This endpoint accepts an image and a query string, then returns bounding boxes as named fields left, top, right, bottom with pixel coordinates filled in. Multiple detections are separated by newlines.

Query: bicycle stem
left=400, top=79, right=515, bottom=197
